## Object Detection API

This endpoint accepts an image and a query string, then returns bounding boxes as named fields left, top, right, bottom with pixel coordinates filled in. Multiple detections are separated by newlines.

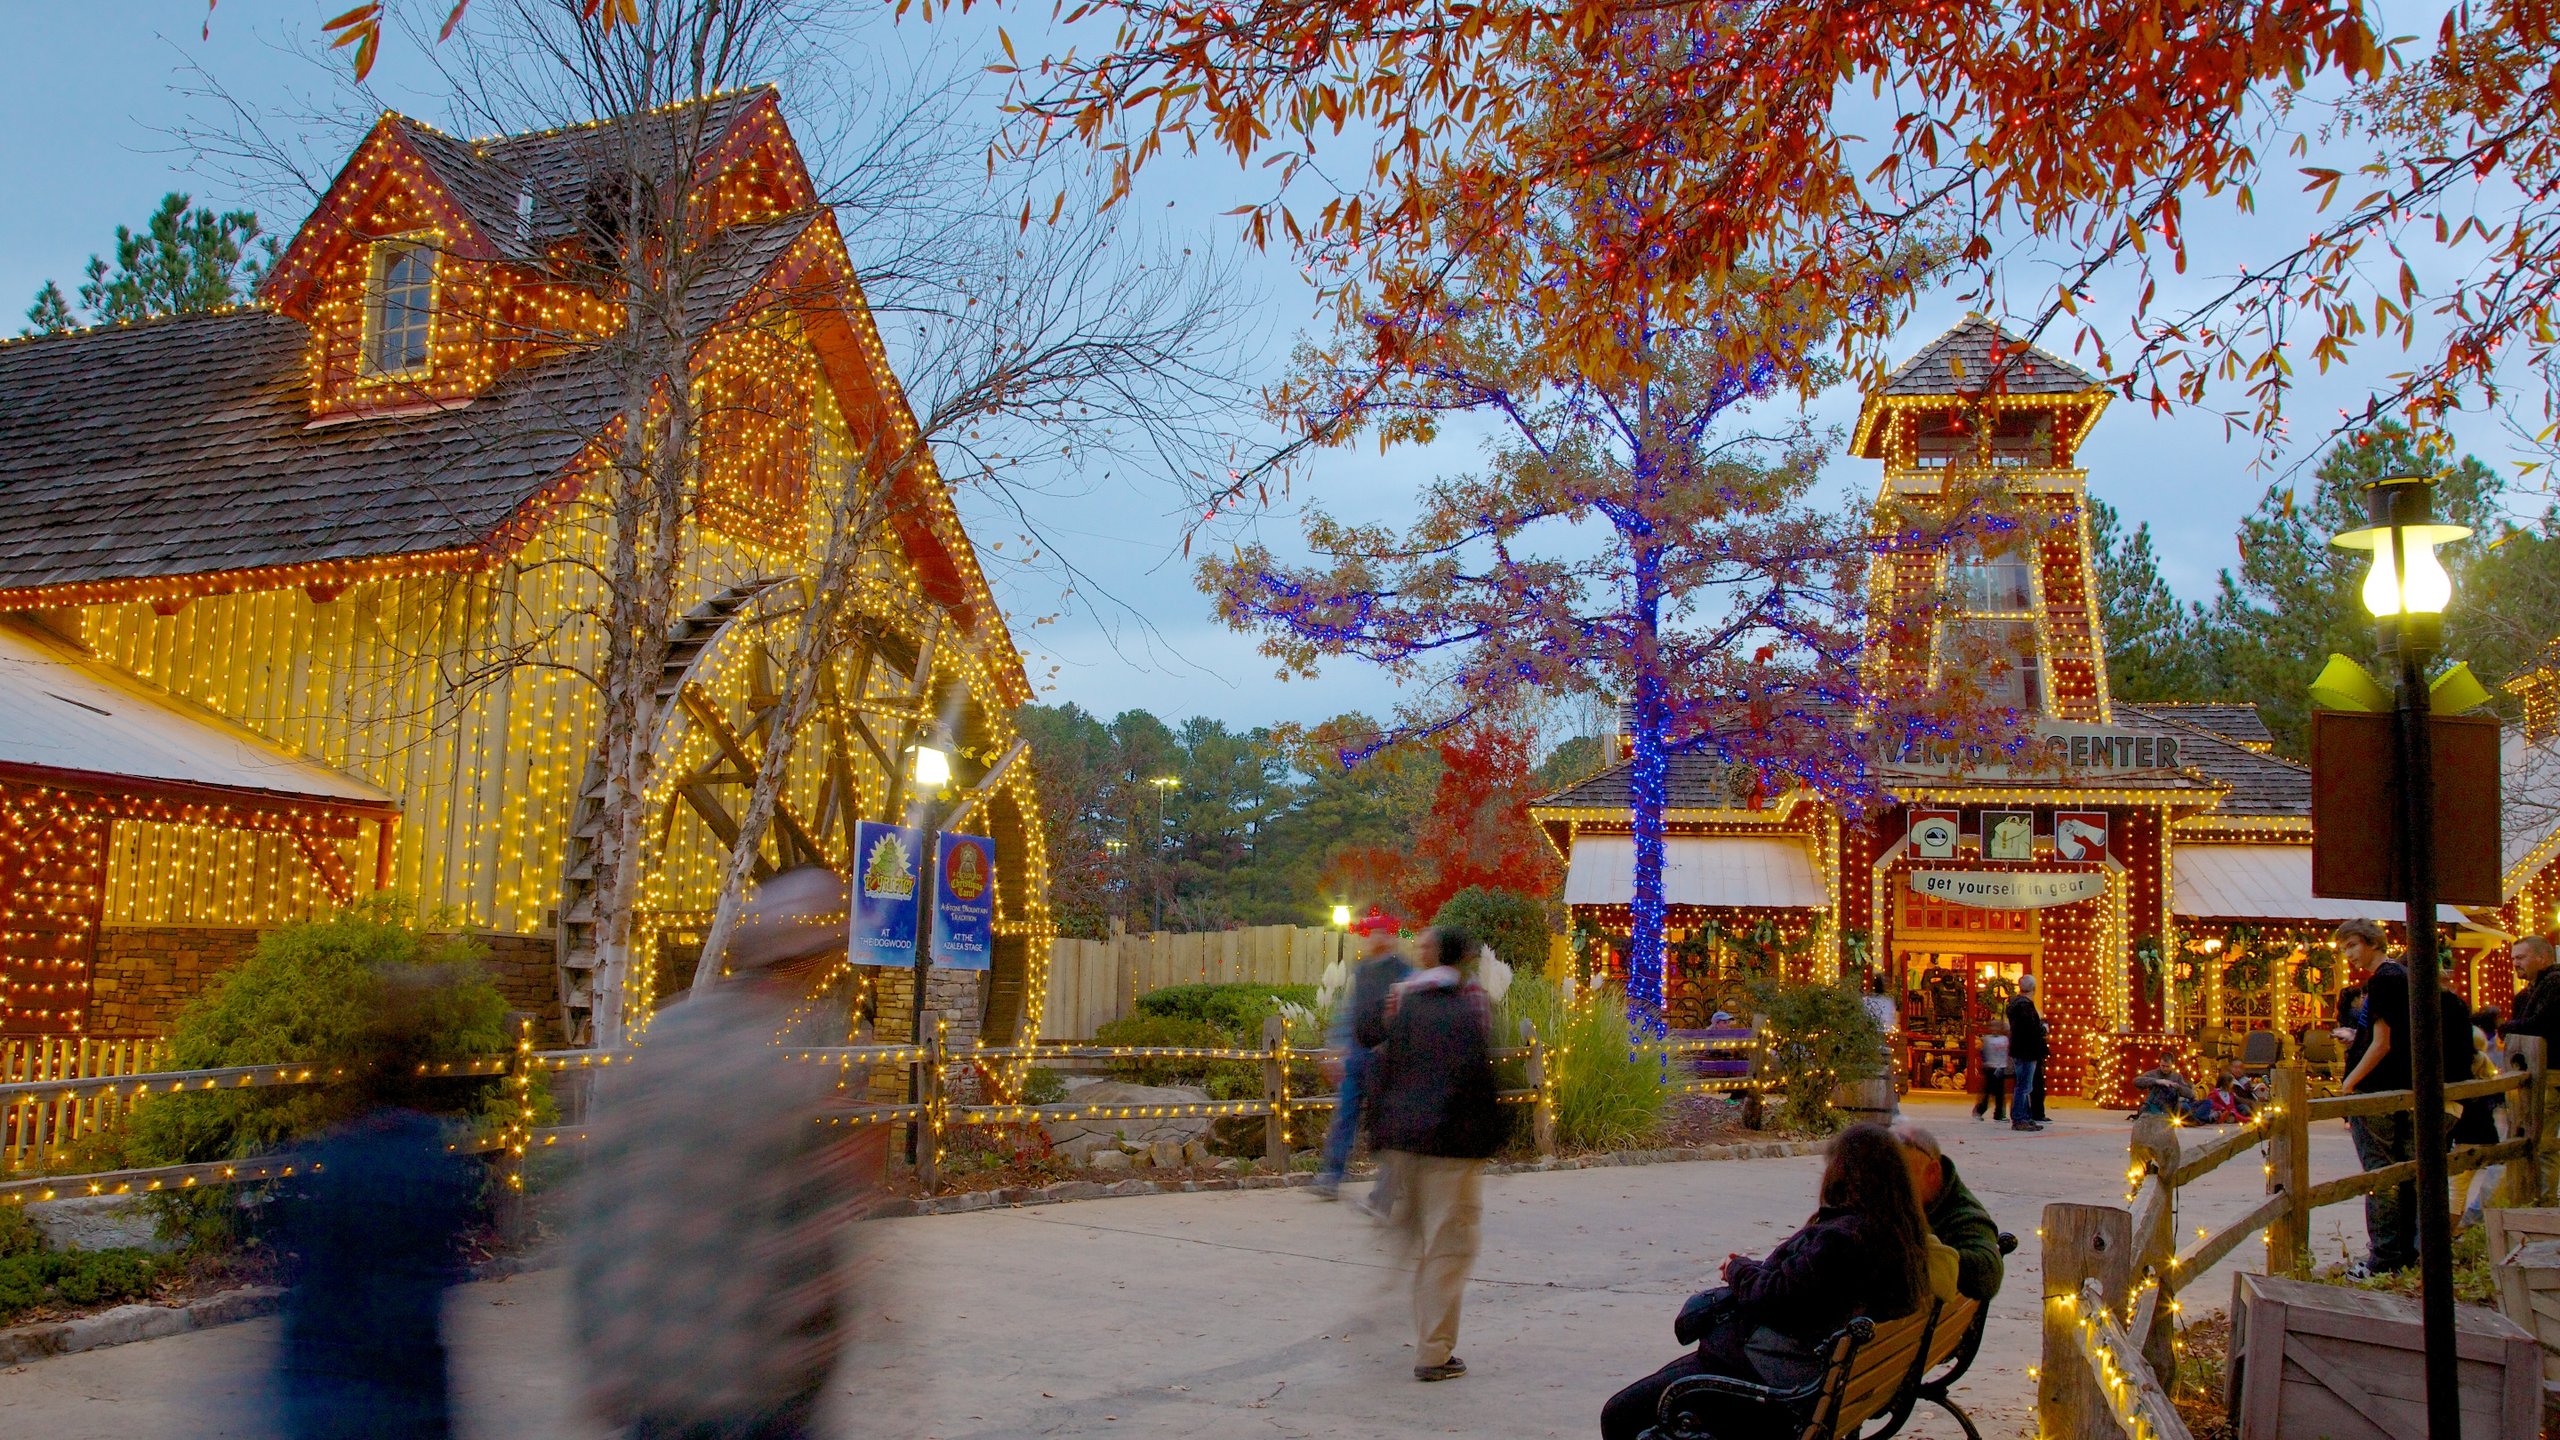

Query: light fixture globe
left=907, top=740, right=953, bottom=788
left=2328, top=470, right=2468, bottom=648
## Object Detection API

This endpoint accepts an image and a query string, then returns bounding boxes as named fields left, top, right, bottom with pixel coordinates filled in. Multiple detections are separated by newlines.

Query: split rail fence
left=0, top=1017, right=1774, bottom=1202
left=2039, top=1037, right=2559, bottom=1440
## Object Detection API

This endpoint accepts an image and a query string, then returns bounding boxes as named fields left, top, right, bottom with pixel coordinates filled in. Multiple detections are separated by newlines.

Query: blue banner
left=931, top=831, right=997, bottom=971
left=849, top=820, right=923, bottom=966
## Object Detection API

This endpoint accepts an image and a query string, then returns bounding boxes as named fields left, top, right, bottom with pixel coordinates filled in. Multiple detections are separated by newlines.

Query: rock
left=1088, top=1148, right=1132, bottom=1172
left=53, top=1303, right=193, bottom=1354
left=1105, top=1180, right=1155, bottom=1197
left=1040, top=1081, right=1214, bottom=1155
left=1149, top=1139, right=1186, bottom=1170
left=186, top=1286, right=286, bottom=1328
left=1212, top=1157, right=1243, bottom=1173
left=24, top=1195, right=178, bottom=1254
left=1045, top=1181, right=1111, bottom=1202
left=1183, top=1139, right=1212, bottom=1166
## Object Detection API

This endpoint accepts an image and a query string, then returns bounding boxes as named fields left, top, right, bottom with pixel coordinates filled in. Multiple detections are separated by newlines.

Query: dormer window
left=363, top=239, right=435, bottom=377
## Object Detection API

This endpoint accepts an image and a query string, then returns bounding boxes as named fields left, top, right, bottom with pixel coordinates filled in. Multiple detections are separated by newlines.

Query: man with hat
left=572, top=865, right=884, bottom=1440
left=1315, top=905, right=1411, bottom=1202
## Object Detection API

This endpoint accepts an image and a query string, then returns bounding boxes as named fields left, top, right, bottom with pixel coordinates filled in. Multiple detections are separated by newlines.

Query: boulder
left=1088, top=1148, right=1133, bottom=1172
left=1041, top=1080, right=1213, bottom=1155
left=1149, top=1139, right=1187, bottom=1170
left=1183, top=1139, right=1213, bottom=1167
left=24, top=1196, right=178, bottom=1255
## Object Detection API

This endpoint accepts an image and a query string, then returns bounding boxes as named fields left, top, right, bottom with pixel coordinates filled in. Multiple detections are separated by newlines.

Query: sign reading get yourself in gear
left=1907, top=870, right=2110, bottom=909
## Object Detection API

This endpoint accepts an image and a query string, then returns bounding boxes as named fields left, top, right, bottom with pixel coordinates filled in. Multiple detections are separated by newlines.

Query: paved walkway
left=0, top=1094, right=2365, bottom=1439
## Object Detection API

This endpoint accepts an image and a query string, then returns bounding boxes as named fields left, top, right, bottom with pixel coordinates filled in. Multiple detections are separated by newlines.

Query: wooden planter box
left=2492, top=1237, right=2560, bottom=1394
left=2225, top=1272, right=2539, bottom=1440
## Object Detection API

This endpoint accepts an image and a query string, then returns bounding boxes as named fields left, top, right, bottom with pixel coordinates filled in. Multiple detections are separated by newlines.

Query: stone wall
left=865, top=967, right=988, bottom=1102
left=89, top=926, right=562, bottom=1042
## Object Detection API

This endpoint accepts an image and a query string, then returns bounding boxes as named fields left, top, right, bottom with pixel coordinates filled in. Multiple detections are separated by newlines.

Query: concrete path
left=0, top=1094, right=2367, bottom=1440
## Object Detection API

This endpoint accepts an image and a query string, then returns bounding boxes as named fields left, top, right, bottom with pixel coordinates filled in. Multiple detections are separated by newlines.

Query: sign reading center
left=1908, top=869, right=2108, bottom=910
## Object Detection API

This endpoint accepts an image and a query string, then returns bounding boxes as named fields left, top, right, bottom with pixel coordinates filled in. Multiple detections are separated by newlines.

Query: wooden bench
left=1646, top=1232, right=2016, bottom=1440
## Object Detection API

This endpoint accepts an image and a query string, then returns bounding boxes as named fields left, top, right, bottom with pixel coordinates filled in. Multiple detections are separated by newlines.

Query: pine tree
left=22, top=193, right=276, bottom=337
left=2089, top=497, right=2212, bottom=703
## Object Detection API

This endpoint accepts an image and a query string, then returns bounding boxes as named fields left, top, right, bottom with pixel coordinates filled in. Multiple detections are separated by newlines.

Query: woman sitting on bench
left=1600, top=1123, right=1933, bottom=1440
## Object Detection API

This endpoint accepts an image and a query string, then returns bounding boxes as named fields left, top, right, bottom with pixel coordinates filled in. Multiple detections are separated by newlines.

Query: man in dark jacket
left=2504, top=937, right=2560, bottom=1048
left=2004, top=977, right=2049, bottom=1131
left=1894, top=1122, right=2004, bottom=1302
left=1370, top=926, right=1503, bottom=1383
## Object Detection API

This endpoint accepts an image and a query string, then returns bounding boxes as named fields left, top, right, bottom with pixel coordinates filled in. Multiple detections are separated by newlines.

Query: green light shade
left=2308, top=653, right=2391, bottom=714
left=2429, top=661, right=2493, bottom=714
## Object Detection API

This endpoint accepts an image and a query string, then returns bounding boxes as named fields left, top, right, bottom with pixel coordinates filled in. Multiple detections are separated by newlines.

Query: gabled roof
left=0, top=309, right=617, bottom=601
left=2121, top=705, right=2308, bottom=817
left=1877, top=315, right=2101, bottom=399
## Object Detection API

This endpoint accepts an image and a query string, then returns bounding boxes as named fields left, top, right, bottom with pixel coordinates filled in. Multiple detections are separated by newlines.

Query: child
left=1972, top=1022, right=2011, bottom=1122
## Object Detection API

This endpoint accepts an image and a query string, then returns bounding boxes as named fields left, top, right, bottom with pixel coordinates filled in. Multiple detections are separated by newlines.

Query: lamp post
left=1149, top=775, right=1180, bottom=931
left=1331, top=903, right=1353, bottom=930
left=2329, top=467, right=2471, bottom=1440
left=904, top=738, right=954, bottom=1163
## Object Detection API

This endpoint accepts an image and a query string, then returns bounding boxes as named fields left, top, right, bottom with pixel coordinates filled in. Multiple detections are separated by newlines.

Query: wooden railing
left=0, top=1014, right=1775, bottom=1203
left=3, top=1037, right=166, bottom=1170
left=2039, top=1036, right=2558, bottom=1440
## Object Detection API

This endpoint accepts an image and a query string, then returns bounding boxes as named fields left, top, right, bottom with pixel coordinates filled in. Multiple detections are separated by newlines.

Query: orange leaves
left=323, top=3, right=384, bottom=81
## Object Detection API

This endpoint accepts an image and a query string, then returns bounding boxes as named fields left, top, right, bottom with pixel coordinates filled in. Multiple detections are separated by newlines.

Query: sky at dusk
left=0, top=1, right=2536, bottom=738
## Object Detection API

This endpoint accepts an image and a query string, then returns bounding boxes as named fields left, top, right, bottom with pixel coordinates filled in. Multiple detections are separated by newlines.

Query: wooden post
left=2267, top=1059, right=2311, bottom=1278
left=1523, top=1019, right=1557, bottom=1159
left=916, top=1032, right=944, bottom=1195
left=1262, top=1013, right=1289, bottom=1165
left=2041, top=1201, right=2137, bottom=1440
left=2130, top=1114, right=2182, bottom=1378
left=2510, top=1035, right=2550, bottom=1208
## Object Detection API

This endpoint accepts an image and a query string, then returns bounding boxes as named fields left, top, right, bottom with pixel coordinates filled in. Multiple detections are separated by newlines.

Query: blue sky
left=1, top=2, right=2532, bottom=736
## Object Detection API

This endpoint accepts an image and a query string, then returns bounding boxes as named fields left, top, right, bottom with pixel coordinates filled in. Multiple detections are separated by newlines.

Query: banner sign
left=849, top=820, right=923, bottom=966
left=930, top=832, right=997, bottom=971
left=1909, top=870, right=2107, bottom=910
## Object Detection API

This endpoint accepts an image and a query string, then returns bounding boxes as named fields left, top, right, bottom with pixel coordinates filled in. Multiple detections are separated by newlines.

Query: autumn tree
left=1406, top=716, right=1560, bottom=920
left=23, top=193, right=277, bottom=335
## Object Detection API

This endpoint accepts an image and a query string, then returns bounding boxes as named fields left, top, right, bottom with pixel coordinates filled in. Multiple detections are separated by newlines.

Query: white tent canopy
left=2171, top=843, right=2467, bottom=926
left=1563, top=834, right=1828, bottom=909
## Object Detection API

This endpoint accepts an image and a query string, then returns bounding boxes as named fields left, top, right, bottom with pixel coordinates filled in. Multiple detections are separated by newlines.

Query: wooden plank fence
left=2040, top=1038, right=2559, bottom=1440
left=3, top=1037, right=164, bottom=1171
left=1043, top=922, right=1354, bottom=1039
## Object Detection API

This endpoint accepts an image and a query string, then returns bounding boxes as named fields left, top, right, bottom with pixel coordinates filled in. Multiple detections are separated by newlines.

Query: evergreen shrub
left=1747, top=975, right=1886, bottom=1134
left=1431, top=887, right=1554, bottom=975
left=1131, top=982, right=1316, bottom=1038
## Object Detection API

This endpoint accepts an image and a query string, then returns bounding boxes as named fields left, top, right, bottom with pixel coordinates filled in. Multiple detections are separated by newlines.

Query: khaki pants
left=1384, top=1152, right=1485, bottom=1368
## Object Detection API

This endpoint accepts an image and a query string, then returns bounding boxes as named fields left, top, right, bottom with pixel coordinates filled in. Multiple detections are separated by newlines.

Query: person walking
left=1972, top=1021, right=2011, bottom=1123
left=272, top=967, right=482, bottom=1440
left=1315, top=907, right=1411, bottom=1201
left=571, top=866, right=885, bottom=1440
left=2004, top=977, right=2048, bottom=1131
left=1370, top=926, right=1504, bottom=1383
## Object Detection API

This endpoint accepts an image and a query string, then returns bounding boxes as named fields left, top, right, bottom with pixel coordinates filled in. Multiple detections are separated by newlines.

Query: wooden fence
left=2039, top=1039, right=2557, bottom=1440
left=0, top=1019, right=1772, bottom=1203
left=1042, top=923, right=1355, bottom=1039
left=2, top=1037, right=165, bottom=1171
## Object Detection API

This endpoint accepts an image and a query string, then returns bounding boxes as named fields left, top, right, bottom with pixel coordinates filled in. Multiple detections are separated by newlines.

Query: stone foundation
left=89, top=926, right=563, bottom=1042
left=865, top=967, right=988, bottom=1102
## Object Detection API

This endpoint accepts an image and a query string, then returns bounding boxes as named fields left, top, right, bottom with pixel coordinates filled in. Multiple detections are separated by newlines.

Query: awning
left=0, top=621, right=390, bottom=808
left=2171, top=843, right=2466, bottom=926
left=1563, top=834, right=1828, bottom=909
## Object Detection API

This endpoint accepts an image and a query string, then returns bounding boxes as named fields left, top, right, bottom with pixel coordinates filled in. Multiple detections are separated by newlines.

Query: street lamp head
left=907, top=740, right=953, bottom=789
left=1331, top=903, right=1353, bottom=929
left=1103, top=838, right=1127, bottom=855
left=1150, top=775, right=1181, bottom=790
left=2328, top=469, right=2469, bottom=650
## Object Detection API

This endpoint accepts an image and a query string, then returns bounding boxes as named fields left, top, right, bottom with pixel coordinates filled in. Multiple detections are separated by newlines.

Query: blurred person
left=272, top=965, right=483, bottom=1440
left=1370, top=925, right=1504, bottom=1382
left=1315, top=907, right=1412, bottom=1201
left=572, top=865, right=884, bottom=1440
left=1972, top=1021, right=2011, bottom=1123
left=1892, top=1122, right=2005, bottom=1303
left=2004, top=976, right=2048, bottom=1130
left=2461, top=1004, right=2505, bottom=1228
left=1600, top=1123, right=1931, bottom=1440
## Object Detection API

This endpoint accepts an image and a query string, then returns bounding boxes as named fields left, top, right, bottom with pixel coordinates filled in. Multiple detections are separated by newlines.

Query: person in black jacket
left=1370, top=926, right=1504, bottom=1383
left=2504, top=937, right=2560, bottom=1049
left=1600, top=1123, right=1932, bottom=1440
left=2005, top=977, right=2049, bottom=1130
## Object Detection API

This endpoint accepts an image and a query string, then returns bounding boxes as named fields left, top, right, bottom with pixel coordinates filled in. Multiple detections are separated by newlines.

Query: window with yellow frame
left=362, top=239, right=435, bottom=378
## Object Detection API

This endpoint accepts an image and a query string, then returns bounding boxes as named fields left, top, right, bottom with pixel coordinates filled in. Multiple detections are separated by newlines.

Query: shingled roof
left=0, top=208, right=824, bottom=599
left=1535, top=752, right=1748, bottom=812
left=2128, top=702, right=2274, bottom=751
left=0, top=310, right=617, bottom=595
left=1878, top=316, right=2101, bottom=398
left=2121, top=705, right=2309, bottom=817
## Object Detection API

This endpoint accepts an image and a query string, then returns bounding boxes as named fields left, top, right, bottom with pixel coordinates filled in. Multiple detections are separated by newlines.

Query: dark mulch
left=1653, top=1092, right=1800, bottom=1149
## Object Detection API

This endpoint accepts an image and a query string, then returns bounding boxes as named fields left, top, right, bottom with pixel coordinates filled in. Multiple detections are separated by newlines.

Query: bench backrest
left=1804, top=1304, right=1937, bottom=1440
left=1924, top=1294, right=1980, bottom=1371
